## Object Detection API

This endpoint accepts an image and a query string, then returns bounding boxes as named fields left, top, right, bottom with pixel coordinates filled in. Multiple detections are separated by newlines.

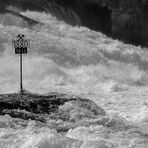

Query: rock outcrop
left=0, top=92, right=106, bottom=123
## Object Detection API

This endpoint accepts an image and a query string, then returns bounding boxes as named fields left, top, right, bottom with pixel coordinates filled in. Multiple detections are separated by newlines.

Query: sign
left=15, top=47, right=27, bottom=54
left=12, top=34, right=29, bottom=93
left=12, top=34, right=29, bottom=54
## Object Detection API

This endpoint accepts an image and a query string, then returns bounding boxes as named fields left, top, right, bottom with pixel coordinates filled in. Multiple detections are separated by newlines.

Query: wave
left=0, top=11, right=148, bottom=94
left=0, top=104, right=148, bottom=148
left=1, top=0, right=110, bottom=32
left=1, top=0, right=148, bottom=47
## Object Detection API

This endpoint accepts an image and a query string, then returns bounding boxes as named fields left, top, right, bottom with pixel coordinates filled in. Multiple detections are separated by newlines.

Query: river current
left=0, top=11, right=148, bottom=148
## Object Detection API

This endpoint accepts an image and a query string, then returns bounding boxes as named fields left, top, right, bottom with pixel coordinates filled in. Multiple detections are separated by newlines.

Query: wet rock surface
left=0, top=92, right=106, bottom=123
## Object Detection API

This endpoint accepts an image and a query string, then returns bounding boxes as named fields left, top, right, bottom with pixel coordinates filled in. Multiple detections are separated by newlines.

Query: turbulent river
left=1, top=11, right=148, bottom=148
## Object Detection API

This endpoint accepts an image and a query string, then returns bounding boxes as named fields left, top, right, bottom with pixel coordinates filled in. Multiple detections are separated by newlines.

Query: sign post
left=12, top=34, right=29, bottom=93
left=20, top=48, right=23, bottom=91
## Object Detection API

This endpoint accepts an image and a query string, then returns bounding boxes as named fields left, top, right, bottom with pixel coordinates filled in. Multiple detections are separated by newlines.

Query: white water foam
left=0, top=11, right=147, bottom=94
left=0, top=10, right=148, bottom=148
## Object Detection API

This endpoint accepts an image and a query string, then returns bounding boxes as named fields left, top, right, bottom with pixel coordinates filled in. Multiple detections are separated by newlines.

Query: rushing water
left=0, top=11, right=148, bottom=147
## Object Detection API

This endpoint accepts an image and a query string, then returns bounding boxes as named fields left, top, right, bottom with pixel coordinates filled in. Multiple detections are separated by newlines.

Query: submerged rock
left=0, top=92, right=106, bottom=123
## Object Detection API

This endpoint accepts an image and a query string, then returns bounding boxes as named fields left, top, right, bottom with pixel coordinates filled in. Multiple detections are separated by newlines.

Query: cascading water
left=1, top=0, right=148, bottom=47
left=0, top=3, right=148, bottom=148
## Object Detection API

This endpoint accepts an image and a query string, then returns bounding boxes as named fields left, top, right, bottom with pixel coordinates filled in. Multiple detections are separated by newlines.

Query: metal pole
left=20, top=51, right=23, bottom=92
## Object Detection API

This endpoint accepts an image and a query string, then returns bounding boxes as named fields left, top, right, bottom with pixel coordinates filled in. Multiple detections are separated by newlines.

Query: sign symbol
left=12, top=34, right=29, bottom=93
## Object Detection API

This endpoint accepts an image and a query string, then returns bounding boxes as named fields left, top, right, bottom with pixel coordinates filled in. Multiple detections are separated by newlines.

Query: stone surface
left=0, top=92, right=106, bottom=122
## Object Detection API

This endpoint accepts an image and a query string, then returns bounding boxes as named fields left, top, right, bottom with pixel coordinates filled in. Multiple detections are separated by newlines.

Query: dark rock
left=0, top=92, right=106, bottom=122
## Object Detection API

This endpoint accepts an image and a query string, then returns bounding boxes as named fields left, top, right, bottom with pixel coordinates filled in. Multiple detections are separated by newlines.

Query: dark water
left=1, top=0, right=148, bottom=47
